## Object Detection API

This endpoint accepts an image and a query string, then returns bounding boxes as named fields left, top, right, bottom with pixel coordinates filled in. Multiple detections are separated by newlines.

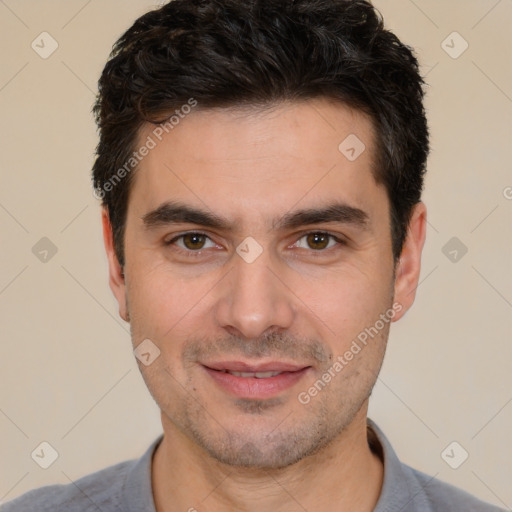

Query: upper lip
left=202, top=361, right=310, bottom=373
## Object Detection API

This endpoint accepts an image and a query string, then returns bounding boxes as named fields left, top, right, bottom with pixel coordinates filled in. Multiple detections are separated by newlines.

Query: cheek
left=126, top=263, right=179, bottom=338
left=293, top=266, right=390, bottom=339
left=126, top=263, right=219, bottom=348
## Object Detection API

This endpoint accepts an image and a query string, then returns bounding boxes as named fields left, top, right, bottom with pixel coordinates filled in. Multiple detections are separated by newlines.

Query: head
left=94, top=0, right=428, bottom=469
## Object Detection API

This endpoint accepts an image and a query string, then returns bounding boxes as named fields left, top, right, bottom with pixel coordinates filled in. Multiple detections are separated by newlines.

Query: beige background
left=0, top=0, right=511, bottom=508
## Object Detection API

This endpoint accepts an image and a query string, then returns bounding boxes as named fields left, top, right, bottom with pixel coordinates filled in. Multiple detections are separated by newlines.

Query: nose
left=213, top=246, right=296, bottom=340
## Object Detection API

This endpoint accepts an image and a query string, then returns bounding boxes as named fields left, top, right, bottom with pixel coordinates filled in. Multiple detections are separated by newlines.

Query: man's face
left=104, top=98, right=422, bottom=468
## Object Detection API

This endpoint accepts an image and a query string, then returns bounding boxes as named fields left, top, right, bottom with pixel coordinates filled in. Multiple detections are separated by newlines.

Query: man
left=2, top=0, right=505, bottom=511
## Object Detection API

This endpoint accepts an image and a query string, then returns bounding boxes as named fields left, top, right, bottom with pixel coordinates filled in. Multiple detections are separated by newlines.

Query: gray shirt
left=2, top=419, right=506, bottom=511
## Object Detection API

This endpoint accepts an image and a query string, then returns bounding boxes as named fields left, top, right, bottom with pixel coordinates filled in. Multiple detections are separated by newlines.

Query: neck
left=151, top=406, right=384, bottom=512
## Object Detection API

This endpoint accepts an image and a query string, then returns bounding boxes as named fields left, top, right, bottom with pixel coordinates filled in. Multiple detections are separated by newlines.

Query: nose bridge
left=214, top=243, right=295, bottom=339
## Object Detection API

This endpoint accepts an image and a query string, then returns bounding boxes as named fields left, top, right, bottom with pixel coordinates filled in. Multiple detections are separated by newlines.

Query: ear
left=391, top=201, right=427, bottom=322
left=101, top=208, right=129, bottom=322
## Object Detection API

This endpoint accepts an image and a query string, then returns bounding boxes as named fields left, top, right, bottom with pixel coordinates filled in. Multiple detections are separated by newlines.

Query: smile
left=202, top=362, right=312, bottom=399
left=220, top=370, right=283, bottom=378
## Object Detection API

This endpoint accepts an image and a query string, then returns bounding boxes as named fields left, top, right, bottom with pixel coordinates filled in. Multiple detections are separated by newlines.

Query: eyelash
left=164, top=231, right=347, bottom=257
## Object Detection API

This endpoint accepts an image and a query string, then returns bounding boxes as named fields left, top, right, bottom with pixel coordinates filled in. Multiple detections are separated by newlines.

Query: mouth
left=201, top=361, right=312, bottom=399
left=218, top=370, right=286, bottom=378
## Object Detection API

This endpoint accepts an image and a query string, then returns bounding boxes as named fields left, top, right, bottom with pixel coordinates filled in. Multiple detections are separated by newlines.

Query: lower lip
left=203, top=366, right=311, bottom=399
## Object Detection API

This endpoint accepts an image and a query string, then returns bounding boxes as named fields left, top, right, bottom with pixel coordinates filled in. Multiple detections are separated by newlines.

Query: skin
left=102, top=98, right=427, bottom=512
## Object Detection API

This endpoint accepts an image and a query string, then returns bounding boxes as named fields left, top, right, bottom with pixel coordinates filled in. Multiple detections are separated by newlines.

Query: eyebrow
left=141, top=200, right=370, bottom=232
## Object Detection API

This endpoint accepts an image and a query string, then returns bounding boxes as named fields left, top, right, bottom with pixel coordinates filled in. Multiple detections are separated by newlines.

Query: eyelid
left=164, top=230, right=347, bottom=255
left=295, top=229, right=347, bottom=242
left=291, top=231, right=347, bottom=250
left=164, top=230, right=217, bottom=249
left=164, top=230, right=210, bottom=244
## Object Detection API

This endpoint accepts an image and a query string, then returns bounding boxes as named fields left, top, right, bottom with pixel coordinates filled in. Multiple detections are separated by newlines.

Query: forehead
left=128, top=98, right=387, bottom=232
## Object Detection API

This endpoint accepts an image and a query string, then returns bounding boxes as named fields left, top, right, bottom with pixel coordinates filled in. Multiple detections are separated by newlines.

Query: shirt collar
left=121, top=434, right=162, bottom=512
left=369, top=418, right=434, bottom=512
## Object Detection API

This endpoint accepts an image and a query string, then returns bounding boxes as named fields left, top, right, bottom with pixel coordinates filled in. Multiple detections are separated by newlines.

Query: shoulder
left=1, top=458, right=134, bottom=512
left=405, top=463, right=506, bottom=512
left=367, top=419, right=506, bottom=512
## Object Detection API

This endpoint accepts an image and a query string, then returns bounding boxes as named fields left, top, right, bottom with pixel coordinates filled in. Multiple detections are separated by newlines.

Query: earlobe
left=392, top=201, right=427, bottom=322
left=101, top=208, right=130, bottom=322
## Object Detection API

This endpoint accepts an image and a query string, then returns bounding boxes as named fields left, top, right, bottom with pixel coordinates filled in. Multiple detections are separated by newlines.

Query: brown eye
left=306, top=233, right=330, bottom=250
left=166, top=232, right=216, bottom=252
left=293, top=232, right=343, bottom=252
left=181, top=233, right=207, bottom=250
